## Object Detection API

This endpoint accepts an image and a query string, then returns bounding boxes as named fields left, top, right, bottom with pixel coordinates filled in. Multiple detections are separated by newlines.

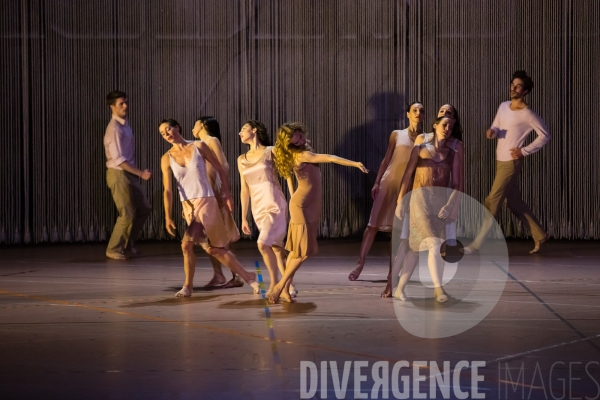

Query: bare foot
left=204, top=275, right=227, bottom=288
left=175, top=286, right=192, bottom=298
left=434, top=287, right=448, bottom=303
left=393, top=291, right=409, bottom=301
left=530, top=235, right=549, bottom=254
left=279, top=291, right=296, bottom=303
left=348, top=262, right=364, bottom=281
left=220, top=275, right=244, bottom=289
left=268, top=285, right=284, bottom=304
left=289, top=283, right=298, bottom=298
left=380, top=280, right=392, bottom=297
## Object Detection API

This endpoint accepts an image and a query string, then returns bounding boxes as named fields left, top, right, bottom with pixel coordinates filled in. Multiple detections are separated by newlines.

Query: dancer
left=463, top=70, right=550, bottom=254
left=394, top=116, right=464, bottom=302
left=348, top=102, right=425, bottom=293
left=437, top=104, right=463, bottom=141
left=191, top=116, right=242, bottom=289
left=103, top=90, right=152, bottom=260
left=386, top=103, right=463, bottom=296
left=238, top=120, right=291, bottom=295
left=268, top=122, right=369, bottom=303
left=159, top=119, right=259, bottom=297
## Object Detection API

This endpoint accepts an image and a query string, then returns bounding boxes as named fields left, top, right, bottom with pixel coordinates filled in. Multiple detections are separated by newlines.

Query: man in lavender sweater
left=464, top=70, right=550, bottom=254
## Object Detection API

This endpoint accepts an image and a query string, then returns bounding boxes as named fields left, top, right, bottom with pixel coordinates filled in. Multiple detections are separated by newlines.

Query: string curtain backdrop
left=1, top=0, right=598, bottom=244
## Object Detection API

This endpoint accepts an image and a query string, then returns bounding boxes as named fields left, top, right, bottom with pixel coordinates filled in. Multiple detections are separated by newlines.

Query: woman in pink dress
left=192, top=116, right=243, bottom=289
left=238, top=120, right=293, bottom=295
left=348, top=102, right=425, bottom=296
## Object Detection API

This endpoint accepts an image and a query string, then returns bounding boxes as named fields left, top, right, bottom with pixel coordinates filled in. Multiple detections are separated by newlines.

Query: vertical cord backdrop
left=0, top=0, right=598, bottom=244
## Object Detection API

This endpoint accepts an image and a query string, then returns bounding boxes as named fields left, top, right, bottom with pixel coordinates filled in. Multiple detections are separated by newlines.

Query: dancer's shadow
left=120, top=294, right=223, bottom=307
left=407, top=297, right=481, bottom=312
left=331, top=92, right=404, bottom=237
left=218, top=299, right=317, bottom=318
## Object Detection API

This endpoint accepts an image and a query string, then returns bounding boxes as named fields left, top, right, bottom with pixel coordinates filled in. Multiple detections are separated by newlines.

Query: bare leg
left=387, top=240, right=408, bottom=297
left=394, top=250, right=419, bottom=300
left=206, top=247, right=259, bottom=293
left=205, top=256, right=227, bottom=287
left=257, top=243, right=280, bottom=294
left=349, top=226, right=378, bottom=281
left=176, top=241, right=196, bottom=297
left=427, top=240, right=448, bottom=302
left=273, top=246, right=296, bottom=296
left=380, top=240, right=396, bottom=297
left=268, top=255, right=308, bottom=303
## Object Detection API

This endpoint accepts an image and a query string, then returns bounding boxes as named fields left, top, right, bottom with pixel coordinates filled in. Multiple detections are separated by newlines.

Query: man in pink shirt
left=103, top=91, right=152, bottom=260
left=464, top=71, right=550, bottom=254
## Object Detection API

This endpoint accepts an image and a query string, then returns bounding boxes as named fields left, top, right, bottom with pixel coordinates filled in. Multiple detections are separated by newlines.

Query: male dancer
left=158, top=119, right=259, bottom=297
left=464, top=70, right=550, bottom=254
left=103, top=91, right=152, bottom=260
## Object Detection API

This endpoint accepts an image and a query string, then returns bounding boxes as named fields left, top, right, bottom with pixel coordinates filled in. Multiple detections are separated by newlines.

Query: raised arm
left=371, top=131, right=398, bottom=200
left=197, top=141, right=233, bottom=211
left=237, top=156, right=252, bottom=235
left=160, top=154, right=176, bottom=236
left=297, top=152, right=368, bottom=173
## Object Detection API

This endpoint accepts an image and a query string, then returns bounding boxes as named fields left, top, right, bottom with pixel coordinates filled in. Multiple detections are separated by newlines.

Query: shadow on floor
left=120, top=294, right=223, bottom=308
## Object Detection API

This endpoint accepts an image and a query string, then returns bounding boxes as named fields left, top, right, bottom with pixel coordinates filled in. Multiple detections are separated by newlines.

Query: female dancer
left=191, top=116, right=242, bottom=289
left=159, top=119, right=259, bottom=297
left=268, top=122, right=369, bottom=303
left=238, top=120, right=291, bottom=295
left=348, top=102, right=425, bottom=290
left=394, top=115, right=464, bottom=302
left=437, top=104, right=463, bottom=141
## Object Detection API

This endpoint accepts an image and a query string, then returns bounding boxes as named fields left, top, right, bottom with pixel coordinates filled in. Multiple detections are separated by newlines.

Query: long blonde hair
left=273, top=122, right=312, bottom=179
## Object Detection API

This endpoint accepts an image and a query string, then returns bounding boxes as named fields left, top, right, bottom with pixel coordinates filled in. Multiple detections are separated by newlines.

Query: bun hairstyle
left=196, top=116, right=221, bottom=141
left=245, top=120, right=271, bottom=146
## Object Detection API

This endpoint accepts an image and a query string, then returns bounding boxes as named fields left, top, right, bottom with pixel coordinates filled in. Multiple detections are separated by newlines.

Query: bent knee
left=206, top=246, right=226, bottom=257
left=257, top=243, right=273, bottom=254
left=181, top=241, right=194, bottom=253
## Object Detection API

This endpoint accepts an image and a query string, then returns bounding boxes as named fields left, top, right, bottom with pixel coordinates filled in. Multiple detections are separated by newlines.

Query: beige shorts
left=181, top=197, right=230, bottom=250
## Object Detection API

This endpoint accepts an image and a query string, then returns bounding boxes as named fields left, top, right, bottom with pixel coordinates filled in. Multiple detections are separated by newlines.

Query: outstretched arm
left=297, top=151, right=368, bottom=173
left=160, top=154, right=176, bottom=236
left=197, top=141, right=233, bottom=211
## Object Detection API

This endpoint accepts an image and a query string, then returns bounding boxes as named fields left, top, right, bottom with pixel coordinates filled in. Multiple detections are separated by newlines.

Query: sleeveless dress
left=409, top=138, right=459, bottom=252
left=286, top=162, right=322, bottom=257
left=168, top=144, right=230, bottom=248
left=203, top=137, right=240, bottom=243
left=239, top=147, right=288, bottom=247
left=368, top=128, right=414, bottom=231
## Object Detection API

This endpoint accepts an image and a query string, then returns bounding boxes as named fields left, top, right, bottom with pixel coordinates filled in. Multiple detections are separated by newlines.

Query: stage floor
left=0, top=239, right=599, bottom=399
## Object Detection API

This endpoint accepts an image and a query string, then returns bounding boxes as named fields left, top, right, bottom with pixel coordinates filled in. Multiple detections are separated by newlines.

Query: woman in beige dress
left=192, top=116, right=242, bottom=289
left=348, top=102, right=425, bottom=297
left=394, top=115, right=464, bottom=302
left=268, top=122, right=369, bottom=303
left=238, top=120, right=291, bottom=295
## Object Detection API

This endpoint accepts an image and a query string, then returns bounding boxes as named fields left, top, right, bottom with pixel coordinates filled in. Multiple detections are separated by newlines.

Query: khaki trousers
left=471, top=159, right=546, bottom=249
left=106, top=169, right=152, bottom=253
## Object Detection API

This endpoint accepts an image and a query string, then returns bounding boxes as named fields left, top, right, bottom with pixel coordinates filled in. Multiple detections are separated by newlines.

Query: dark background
left=1, top=0, right=598, bottom=244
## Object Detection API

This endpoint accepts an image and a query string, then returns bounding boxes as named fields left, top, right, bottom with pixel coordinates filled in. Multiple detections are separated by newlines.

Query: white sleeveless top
left=169, top=144, right=214, bottom=201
